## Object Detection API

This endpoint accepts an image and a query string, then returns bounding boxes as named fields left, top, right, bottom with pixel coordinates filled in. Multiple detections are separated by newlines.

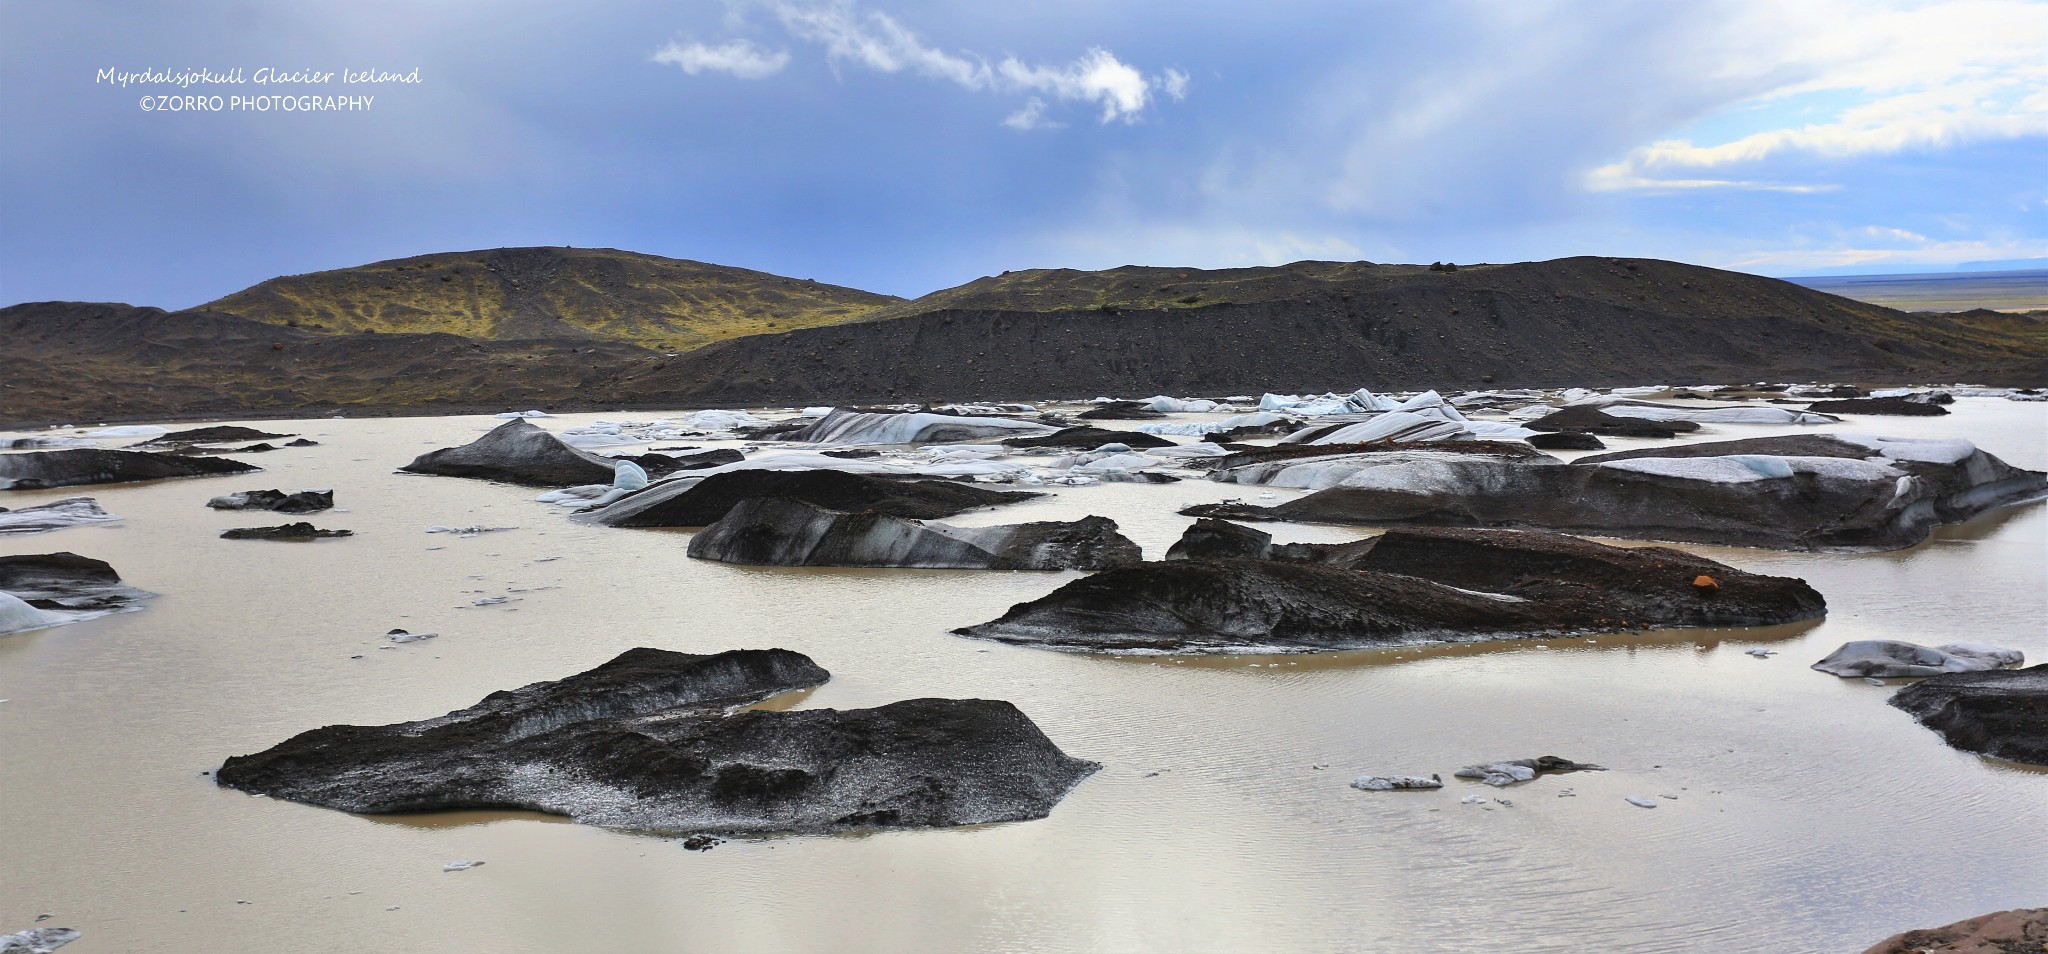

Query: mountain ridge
left=4, top=253, right=2044, bottom=426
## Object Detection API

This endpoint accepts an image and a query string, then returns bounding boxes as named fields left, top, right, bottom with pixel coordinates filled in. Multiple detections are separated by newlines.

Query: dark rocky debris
left=215, top=647, right=1098, bottom=835
left=0, top=552, right=154, bottom=611
left=207, top=489, right=334, bottom=514
left=1076, top=401, right=1166, bottom=420
left=134, top=425, right=292, bottom=446
left=688, top=497, right=1141, bottom=570
left=1889, top=664, right=2048, bottom=766
left=1186, top=434, right=2047, bottom=551
left=582, top=469, right=1043, bottom=528
left=1001, top=427, right=1175, bottom=449
left=958, top=525, right=1824, bottom=652
left=220, top=523, right=353, bottom=540
left=1804, top=397, right=1949, bottom=416
left=400, top=420, right=619, bottom=486
left=1525, top=431, right=1606, bottom=450
left=0, top=449, right=258, bottom=491
left=1523, top=404, right=1698, bottom=437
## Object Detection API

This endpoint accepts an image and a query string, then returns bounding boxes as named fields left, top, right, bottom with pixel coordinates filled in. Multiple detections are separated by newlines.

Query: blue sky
left=2, top=0, right=2043, bottom=308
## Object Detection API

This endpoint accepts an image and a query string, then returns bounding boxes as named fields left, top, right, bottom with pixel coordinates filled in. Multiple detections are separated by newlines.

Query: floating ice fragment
left=85, top=425, right=169, bottom=438
left=385, top=629, right=438, bottom=644
left=1351, top=774, right=1443, bottom=791
left=493, top=410, right=550, bottom=418
left=1459, top=795, right=1486, bottom=805
left=442, top=860, right=484, bottom=872
left=1624, top=795, right=1658, bottom=808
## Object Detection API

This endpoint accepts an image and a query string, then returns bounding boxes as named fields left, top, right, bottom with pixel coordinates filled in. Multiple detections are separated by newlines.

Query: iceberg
left=1600, top=401, right=1837, bottom=425
left=790, top=409, right=1056, bottom=446
left=85, top=425, right=169, bottom=438
left=0, top=592, right=66, bottom=636
left=0, top=497, right=121, bottom=535
left=1135, top=412, right=1290, bottom=437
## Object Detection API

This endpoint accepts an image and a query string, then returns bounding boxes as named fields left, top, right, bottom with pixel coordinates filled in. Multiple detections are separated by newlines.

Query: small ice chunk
left=1744, top=648, right=1775, bottom=658
left=611, top=460, right=649, bottom=491
left=385, top=629, right=438, bottom=644
left=493, top=410, right=550, bottom=418
left=1624, top=795, right=1658, bottom=808
left=86, top=424, right=169, bottom=438
left=442, top=860, right=484, bottom=872
left=1456, top=762, right=1538, bottom=786
left=0, top=927, right=81, bottom=952
left=1351, top=774, right=1443, bottom=791
left=1459, top=795, right=1487, bottom=805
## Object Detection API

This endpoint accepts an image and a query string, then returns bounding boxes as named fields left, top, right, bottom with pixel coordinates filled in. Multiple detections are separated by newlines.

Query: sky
left=2, top=0, right=2044, bottom=308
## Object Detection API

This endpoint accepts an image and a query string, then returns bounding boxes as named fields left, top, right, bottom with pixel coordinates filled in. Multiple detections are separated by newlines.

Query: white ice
left=1834, top=433, right=1978, bottom=465
left=1351, top=775, right=1443, bottom=791
left=1594, top=455, right=1901, bottom=485
left=1601, top=402, right=1836, bottom=425
left=85, top=425, right=169, bottom=438
left=493, top=410, right=550, bottom=418
left=0, top=593, right=66, bottom=636
left=0, top=497, right=121, bottom=535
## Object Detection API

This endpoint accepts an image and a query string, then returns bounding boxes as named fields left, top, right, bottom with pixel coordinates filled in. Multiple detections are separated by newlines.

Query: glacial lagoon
left=1, top=394, right=2044, bottom=953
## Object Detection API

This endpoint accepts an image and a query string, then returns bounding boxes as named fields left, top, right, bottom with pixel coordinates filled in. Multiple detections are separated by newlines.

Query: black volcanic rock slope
left=7, top=256, right=2046, bottom=425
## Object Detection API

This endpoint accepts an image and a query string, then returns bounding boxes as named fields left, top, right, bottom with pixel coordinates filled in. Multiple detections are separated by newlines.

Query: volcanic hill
left=201, top=247, right=899, bottom=353
left=4, top=254, right=2044, bottom=425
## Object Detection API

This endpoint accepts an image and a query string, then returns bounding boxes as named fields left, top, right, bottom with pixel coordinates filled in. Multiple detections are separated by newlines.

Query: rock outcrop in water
left=400, top=420, right=619, bottom=486
left=220, top=523, right=354, bottom=541
left=1525, top=431, right=1606, bottom=450
left=1810, top=640, right=2023, bottom=678
left=1185, top=434, right=2047, bottom=551
left=1860, top=908, right=2048, bottom=954
left=582, top=469, right=1042, bottom=528
left=215, top=647, right=1098, bottom=835
left=957, top=526, right=1824, bottom=652
left=1523, top=404, right=1695, bottom=438
left=134, top=425, right=293, bottom=446
left=0, top=497, right=121, bottom=535
left=0, top=552, right=155, bottom=634
left=1888, top=665, right=2048, bottom=766
left=1803, top=397, right=1948, bottom=416
left=688, top=497, right=1140, bottom=569
left=1001, top=426, right=1175, bottom=449
left=0, top=448, right=258, bottom=491
left=0, top=552, right=154, bottom=611
left=207, top=489, right=334, bottom=514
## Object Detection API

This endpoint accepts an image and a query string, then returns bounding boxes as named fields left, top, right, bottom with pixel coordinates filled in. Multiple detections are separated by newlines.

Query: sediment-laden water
left=1, top=398, right=2043, bottom=953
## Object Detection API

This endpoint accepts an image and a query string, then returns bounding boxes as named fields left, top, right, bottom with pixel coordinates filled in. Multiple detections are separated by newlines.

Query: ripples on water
left=0, top=399, right=2043, bottom=953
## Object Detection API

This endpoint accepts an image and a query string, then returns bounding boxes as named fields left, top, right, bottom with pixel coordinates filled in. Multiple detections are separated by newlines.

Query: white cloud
left=1717, top=237, right=2046, bottom=271
left=1589, top=0, right=2048, bottom=190
left=652, top=39, right=791, bottom=79
left=773, top=2, right=991, bottom=89
left=1162, top=68, right=1190, bottom=101
left=674, top=1, right=1186, bottom=128
left=998, top=48, right=1151, bottom=123
left=1003, top=98, right=1063, bottom=131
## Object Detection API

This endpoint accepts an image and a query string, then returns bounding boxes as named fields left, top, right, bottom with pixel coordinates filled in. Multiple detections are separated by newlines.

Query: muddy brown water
left=2, top=398, right=2044, bottom=953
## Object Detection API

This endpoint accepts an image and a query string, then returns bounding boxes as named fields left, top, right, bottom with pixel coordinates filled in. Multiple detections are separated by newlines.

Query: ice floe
left=1811, top=640, right=2023, bottom=678
left=791, top=409, right=1056, bottom=445
left=1350, top=774, right=1443, bottom=791
left=1135, top=412, right=1291, bottom=437
left=0, top=498, right=121, bottom=535
left=0, top=592, right=66, bottom=636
